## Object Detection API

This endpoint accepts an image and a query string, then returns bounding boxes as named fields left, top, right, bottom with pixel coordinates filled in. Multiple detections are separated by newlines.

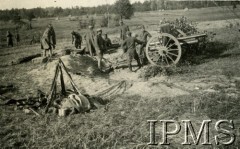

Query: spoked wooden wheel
left=146, top=33, right=182, bottom=67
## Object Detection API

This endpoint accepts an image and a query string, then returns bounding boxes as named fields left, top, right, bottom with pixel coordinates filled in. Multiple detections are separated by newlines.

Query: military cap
left=48, top=23, right=52, bottom=27
left=97, top=28, right=102, bottom=32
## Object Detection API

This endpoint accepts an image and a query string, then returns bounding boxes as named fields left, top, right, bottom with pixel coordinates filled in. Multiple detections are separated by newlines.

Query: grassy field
left=1, top=6, right=240, bottom=148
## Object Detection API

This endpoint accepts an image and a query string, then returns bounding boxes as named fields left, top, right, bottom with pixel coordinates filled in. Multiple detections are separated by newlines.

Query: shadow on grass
left=115, top=64, right=140, bottom=69
left=0, top=85, right=16, bottom=95
left=67, top=55, right=111, bottom=79
left=180, top=41, right=235, bottom=65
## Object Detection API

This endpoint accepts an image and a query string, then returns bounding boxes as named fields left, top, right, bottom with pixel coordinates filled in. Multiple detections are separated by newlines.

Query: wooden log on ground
left=12, top=53, right=41, bottom=65
left=29, top=107, right=42, bottom=117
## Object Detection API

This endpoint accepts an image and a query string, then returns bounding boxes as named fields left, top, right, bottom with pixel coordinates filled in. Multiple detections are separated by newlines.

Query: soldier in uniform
left=119, top=20, right=129, bottom=42
left=30, top=35, right=36, bottom=45
left=122, top=31, right=144, bottom=72
left=71, top=31, right=82, bottom=49
left=41, top=24, right=56, bottom=57
left=48, top=24, right=56, bottom=49
left=85, top=25, right=96, bottom=56
left=94, top=28, right=106, bottom=71
left=6, top=31, right=13, bottom=47
left=103, top=33, right=112, bottom=48
left=136, top=25, right=152, bottom=65
left=15, top=29, right=20, bottom=46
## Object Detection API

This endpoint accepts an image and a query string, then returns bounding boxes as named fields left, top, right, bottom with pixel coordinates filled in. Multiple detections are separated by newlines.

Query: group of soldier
left=83, top=20, right=152, bottom=72
left=40, top=23, right=112, bottom=71
left=81, top=20, right=152, bottom=72
left=6, top=29, right=20, bottom=47
left=5, top=29, right=39, bottom=47
left=34, top=19, right=152, bottom=72
left=4, top=18, right=152, bottom=72
left=69, top=26, right=112, bottom=71
left=83, top=26, right=113, bottom=71
left=120, top=20, right=152, bottom=72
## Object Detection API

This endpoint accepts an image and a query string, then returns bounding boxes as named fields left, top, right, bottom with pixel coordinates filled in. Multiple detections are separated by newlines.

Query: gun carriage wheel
left=146, top=33, right=182, bottom=67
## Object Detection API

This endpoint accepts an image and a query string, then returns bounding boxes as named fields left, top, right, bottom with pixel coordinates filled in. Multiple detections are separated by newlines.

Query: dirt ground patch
left=28, top=55, right=111, bottom=95
left=28, top=53, right=240, bottom=100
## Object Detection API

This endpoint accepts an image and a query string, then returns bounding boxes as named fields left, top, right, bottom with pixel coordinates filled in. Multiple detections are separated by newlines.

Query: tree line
left=133, top=0, right=238, bottom=12
left=0, top=0, right=238, bottom=21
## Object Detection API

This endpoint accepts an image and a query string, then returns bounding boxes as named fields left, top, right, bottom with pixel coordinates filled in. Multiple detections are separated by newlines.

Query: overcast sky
left=0, top=0, right=146, bottom=10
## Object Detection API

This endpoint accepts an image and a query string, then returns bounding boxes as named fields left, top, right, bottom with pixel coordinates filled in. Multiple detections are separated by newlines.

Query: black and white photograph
left=0, top=0, right=240, bottom=148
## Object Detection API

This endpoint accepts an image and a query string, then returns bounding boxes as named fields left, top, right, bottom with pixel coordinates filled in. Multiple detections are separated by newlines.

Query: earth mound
left=28, top=55, right=112, bottom=95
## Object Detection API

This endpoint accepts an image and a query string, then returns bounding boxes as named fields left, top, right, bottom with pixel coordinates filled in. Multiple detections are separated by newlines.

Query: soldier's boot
left=50, top=49, right=53, bottom=57
left=98, top=59, right=103, bottom=72
left=89, top=48, right=93, bottom=56
left=43, top=50, right=47, bottom=57
left=128, top=63, right=133, bottom=72
left=141, top=52, right=147, bottom=65
left=137, top=59, right=142, bottom=69
left=140, top=57, right=144, bottom=66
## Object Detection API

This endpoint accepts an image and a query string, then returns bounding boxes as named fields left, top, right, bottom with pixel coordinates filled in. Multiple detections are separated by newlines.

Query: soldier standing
left=85, top=25, right=95, bottom=56
left=41, top=24, right=56, bottom=57
left=15, top=29, right=20, bottom=46
left=94, top=28, right=106, bottom=71
left=137, top=25, right=152, bottom=65
left=49, top=24, right=56, bottom=49
left=6, top=31, right=13, bottom=47
left=122, top=31, right=143, bottom=72
left=103, top=33, right=112, bottom=48
left=71, top=31, right=82, bottom=49
left=30, top=35, right=36, bottom=45
left=119, top=20, right=129, bottom=42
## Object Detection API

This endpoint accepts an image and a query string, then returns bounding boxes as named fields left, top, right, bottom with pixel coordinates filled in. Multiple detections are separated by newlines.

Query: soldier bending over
left=71, top=31, right=82, bottom=49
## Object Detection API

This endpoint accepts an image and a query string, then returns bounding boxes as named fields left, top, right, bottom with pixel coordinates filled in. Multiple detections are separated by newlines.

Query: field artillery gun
left=145, top=23, right=207, bottom=67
